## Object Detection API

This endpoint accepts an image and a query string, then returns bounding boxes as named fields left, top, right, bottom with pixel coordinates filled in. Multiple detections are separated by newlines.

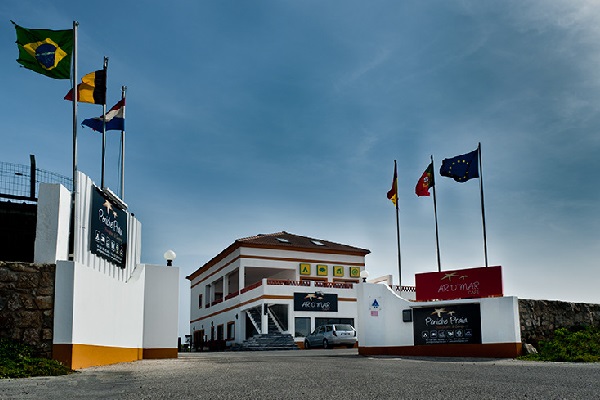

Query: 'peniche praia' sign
left=90, top=187, right=128, bottom=268
left=413, top=303, right=482, bottom=345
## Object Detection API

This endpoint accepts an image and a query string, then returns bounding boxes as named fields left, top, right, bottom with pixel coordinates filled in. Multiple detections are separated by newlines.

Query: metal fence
left=0, top=156, right=72, bottom=202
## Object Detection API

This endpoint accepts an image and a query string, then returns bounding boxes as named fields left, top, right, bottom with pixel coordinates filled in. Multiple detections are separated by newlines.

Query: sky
left=2, top=1, right=599, bottom=337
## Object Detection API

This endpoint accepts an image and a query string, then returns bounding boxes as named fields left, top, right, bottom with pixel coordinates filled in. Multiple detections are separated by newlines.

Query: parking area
left=1, top=349, right=600, bottom=399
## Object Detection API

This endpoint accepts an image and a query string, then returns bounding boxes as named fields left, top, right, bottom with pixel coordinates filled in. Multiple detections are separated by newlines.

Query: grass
left=0, top=338, right=73, bottom=379
left=519, top=326, right=600, bottom=362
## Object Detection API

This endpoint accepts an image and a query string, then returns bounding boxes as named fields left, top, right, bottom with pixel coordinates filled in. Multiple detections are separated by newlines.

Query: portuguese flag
left=415, top=162, right=434, bottom=197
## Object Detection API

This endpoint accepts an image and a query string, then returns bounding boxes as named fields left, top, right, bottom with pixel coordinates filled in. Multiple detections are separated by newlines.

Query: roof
left=236, top=231, right=370, bottom=253
left=186, top=231, right=370, bottom=281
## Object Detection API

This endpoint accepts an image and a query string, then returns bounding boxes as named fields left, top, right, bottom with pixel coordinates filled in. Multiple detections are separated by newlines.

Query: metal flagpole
left=101, top=56, right=108, bottom=189
left=393, top=160, right=402, bottom=288
left=120, top=86, right=127, bottom=199
left=431, top=155, right=442, bottom=272
left=69, top=21, right=78, bottom=262
left=72, top=22, right=78, bottom=193
left=478, top=142, right=489, bottom=267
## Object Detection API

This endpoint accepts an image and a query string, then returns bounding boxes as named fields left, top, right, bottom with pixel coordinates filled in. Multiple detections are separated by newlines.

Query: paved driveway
left=1, top=349, right=599, bottom=399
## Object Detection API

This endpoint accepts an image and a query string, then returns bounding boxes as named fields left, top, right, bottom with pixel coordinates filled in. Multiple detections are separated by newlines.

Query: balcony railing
left=230, top=278, right=357, bottom=300
left=240, top=280, right=263, bottom=294
left=315, top=281, right=353, bottom=289
left=225, top=291, right=239, bottom=301
left=266, top=279, right=311, bottom=287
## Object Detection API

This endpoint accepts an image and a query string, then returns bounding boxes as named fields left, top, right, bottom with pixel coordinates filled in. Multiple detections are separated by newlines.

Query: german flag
left=387, top=162, right=398, bottom=206
left=64, top=70, right=106, bottom=104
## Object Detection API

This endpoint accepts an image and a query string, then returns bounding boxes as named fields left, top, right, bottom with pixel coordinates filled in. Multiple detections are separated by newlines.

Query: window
left=216, top=324, right=224, bottom=341
left=311, top=240, right=325, bottom=246
left=315, top=317, right=354, bottom=328
left=227, top=322, right=235, bottom=340
left=276, top=237, right=290, bottom=243
left=198, top=294, right=203, bottom=309
left=294, top=317, right=311, bottom=337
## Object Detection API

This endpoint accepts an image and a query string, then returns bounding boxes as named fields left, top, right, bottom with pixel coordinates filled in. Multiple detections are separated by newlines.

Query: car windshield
left=334, top=324, right=354, bottom=331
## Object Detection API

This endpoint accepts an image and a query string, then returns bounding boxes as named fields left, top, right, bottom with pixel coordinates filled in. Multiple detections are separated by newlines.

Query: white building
left=187, top=231, right=370, bottom=349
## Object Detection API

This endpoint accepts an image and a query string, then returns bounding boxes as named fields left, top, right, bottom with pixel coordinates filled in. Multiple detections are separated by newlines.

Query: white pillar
left=223, top=274, right=229, bottom=299
left=238, top=266, right=245, bottom=291
left=261, top=304, right=269, bottom=334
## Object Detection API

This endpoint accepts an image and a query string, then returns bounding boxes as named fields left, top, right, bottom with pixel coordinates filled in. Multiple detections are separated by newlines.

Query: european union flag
left=440, top=149, right=479, bottom=182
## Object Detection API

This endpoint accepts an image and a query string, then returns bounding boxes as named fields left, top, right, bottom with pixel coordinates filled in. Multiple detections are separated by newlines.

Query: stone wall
left=519, top=299, right=600, bottom=347
left=0, top=262, right=55, bottom=358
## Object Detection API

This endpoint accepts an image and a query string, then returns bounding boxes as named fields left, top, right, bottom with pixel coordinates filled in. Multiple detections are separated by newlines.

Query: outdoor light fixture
left=163, top=249, right=176, bottom=266
left=360, top=270, right=369, bottom=283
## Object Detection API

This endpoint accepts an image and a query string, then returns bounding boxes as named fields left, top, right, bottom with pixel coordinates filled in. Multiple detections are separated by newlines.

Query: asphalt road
left=1, top=349, right=599, bottom=399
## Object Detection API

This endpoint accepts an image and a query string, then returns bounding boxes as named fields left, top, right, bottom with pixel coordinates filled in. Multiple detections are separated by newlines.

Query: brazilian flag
left=13, top=21, right=73, bottom=79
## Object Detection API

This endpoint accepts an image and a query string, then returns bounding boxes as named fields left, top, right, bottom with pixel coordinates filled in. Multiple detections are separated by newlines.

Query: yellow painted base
left=143, top=348, right=179, bottom=359
left=53, top=344, right=178, bottom=369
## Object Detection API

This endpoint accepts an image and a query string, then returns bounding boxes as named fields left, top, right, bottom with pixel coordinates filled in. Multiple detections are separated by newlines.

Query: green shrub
left=0, top=338, right=73, bottom=379
left=520, top=326, right=600, bottom=362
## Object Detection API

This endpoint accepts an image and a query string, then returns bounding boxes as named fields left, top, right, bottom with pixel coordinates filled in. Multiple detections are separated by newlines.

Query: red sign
left=415, top=266, right=503, bottom=301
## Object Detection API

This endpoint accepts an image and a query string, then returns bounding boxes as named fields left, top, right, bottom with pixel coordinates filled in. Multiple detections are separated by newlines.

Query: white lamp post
left=163, top=249, right=176, bottom=266
left=360, top=270, right=369, bottom=283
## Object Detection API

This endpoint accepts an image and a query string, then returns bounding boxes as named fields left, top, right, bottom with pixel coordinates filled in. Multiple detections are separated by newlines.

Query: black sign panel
left=293, top=292, right=338, bottom=312
left=413, top=303, right=481, bottom=345
left=90, top=188, right=128, bottom=268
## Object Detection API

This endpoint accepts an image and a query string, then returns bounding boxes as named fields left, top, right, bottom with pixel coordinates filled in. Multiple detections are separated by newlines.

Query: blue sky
left=2, top=1, right=599, bottom=336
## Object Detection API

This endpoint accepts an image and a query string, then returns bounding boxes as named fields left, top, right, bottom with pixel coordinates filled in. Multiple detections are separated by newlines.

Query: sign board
left=90, top=187, right=128, bottom=268
left=413, top=303, right=482, bottom=345
left=415, top=266, right=503, bottom=301
left=293, top=292, right=338, bottom=312
left=299, top=263, right=311, bottom=275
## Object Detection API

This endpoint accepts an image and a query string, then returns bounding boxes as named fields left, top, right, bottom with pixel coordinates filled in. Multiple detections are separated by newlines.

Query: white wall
left=356, top=283, right=521, bottom=348
left=143, top=264, right=179, bottom=349
left=34, top=183, right=71, bottom=263
left=54, top=261, right=145, bottom=348
left=43, top=172, right=179, bottom=359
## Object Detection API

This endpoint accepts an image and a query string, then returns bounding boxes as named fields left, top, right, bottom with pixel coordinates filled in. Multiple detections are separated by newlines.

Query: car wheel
left=323, top=339, right=330, bottom=349
left=304, top=340, right=311, bottom=349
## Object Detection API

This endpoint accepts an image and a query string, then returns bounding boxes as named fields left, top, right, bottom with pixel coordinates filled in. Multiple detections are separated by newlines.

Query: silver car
left=304, top=324, right=357, bottom=349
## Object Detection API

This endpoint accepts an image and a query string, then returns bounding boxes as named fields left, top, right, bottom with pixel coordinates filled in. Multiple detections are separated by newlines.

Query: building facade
left=187, top=232, right=370, bottom=349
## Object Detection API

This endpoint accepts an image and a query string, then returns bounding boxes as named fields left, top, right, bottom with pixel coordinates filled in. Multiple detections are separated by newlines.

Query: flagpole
left=72, top=22, right=78, bottom=192
left=101, top=57, right=108, bottom=189
left=120, top=85, right=127, bottom=199
left=478, top=142, right=489, bottom=267
left=393, top=160, right=402, bottom=288
left=431, top=155, right=442, bottom=272
left=70, top=21, right=78, bottom=262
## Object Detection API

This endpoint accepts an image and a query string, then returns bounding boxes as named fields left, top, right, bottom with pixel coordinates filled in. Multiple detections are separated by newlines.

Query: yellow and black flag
left=64, top=70, right=106, bottom=105
left=12, top=21, right=73, bottom=79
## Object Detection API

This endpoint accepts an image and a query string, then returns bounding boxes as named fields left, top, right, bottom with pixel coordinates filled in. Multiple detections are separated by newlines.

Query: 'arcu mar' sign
left=293, top=292, right=338, bottom=312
